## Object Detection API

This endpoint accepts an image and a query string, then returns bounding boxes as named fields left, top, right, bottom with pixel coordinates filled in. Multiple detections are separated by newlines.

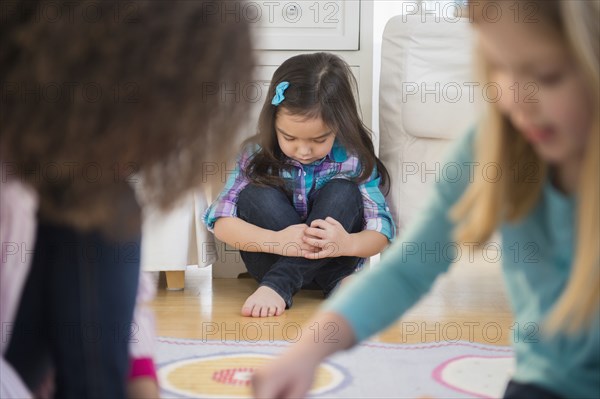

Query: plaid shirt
left=203, top=140, right=396, bottom=242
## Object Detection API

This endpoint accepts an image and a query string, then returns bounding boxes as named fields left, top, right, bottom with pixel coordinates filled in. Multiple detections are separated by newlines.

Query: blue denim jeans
left=236, top=179, right=363, bottom=308
left=5, top=220, right=140, bottom=398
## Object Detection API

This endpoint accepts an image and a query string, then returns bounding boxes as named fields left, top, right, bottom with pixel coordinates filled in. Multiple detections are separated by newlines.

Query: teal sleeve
left=321, top=129, right=477, bottom=342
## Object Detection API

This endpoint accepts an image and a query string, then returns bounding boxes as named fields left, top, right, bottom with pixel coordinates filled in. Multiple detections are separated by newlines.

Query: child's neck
left=553, top=157, right=582, bottom=195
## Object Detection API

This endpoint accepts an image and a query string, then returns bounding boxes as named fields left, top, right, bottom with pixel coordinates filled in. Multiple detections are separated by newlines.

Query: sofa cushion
left=380, top=14, right=477, bottom=141
left=379, top=14, right=479, bottom=231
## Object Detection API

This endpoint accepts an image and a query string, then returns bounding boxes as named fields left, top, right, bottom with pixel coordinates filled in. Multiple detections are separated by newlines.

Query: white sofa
left=379, top=13, right=479, bottom=232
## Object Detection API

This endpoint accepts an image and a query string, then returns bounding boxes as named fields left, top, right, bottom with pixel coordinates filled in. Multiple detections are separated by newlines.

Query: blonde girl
left=252, top=1, right=599, bottom=398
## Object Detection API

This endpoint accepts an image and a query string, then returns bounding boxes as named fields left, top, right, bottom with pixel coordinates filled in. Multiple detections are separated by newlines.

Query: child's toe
left=241, top=302, right=254, bottom=317
left=252, top=305, right=262, bottom=318
left=260, top=306, right=269, bottom=317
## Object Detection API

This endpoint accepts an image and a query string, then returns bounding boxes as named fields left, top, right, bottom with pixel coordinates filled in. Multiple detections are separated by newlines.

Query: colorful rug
left=156, top=337, right=514, bottom=398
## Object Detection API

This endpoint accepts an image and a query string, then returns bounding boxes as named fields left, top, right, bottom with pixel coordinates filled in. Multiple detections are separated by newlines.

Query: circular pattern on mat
left=433, top=355, right=514, bottom=398
left=158, top=352, right=347, bottom=398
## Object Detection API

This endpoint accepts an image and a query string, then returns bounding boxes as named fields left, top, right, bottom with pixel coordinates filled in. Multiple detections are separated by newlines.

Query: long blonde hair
left=451, top=0, right=600, bottom=333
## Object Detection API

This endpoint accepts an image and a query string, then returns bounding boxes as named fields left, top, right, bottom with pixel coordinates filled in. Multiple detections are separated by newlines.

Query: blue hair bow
left=271, top=81, right=290, bottom=106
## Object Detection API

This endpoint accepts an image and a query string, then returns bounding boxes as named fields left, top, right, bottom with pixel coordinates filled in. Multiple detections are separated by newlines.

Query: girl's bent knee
left=319, top=179, right=361, bottom=202
left=238, top=184, right=288, bottom=211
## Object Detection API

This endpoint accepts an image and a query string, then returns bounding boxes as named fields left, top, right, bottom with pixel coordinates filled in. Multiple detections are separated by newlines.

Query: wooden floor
left=150, top=249, right=513, bottom=346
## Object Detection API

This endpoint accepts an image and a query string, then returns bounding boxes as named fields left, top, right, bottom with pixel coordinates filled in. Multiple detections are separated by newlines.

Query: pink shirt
left=1, top=179, right=38, bottom=398
left=0, top=179, right=157, bottom=397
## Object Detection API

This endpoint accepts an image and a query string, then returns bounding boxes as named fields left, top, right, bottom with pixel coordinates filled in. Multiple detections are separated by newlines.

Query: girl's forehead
left=276, top=108, right=323, bottom=124
left=275, top=110, right=331, bottom=138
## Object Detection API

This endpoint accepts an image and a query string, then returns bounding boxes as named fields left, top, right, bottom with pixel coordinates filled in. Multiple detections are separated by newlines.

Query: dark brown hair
left=1, top=0, right=254, bottom=234
left=244, top=52, right=389, bottom=194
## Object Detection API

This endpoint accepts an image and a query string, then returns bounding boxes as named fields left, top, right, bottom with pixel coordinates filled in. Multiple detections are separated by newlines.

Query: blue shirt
left=323, top=129, right=600, bottom=398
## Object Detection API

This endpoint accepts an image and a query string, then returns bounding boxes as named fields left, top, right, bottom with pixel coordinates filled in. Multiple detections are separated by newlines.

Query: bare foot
left=241, top=286, right=286, bottom=317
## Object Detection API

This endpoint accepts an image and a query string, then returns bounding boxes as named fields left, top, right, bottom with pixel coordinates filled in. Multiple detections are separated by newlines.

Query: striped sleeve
left=202, top=146, right=256, bottom=231
left=359, top=168, right=396, bottom=241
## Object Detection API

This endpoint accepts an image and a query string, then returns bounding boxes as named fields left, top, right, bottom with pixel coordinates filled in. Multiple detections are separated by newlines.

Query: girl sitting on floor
left=204, top=53, right=396, bottom=318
